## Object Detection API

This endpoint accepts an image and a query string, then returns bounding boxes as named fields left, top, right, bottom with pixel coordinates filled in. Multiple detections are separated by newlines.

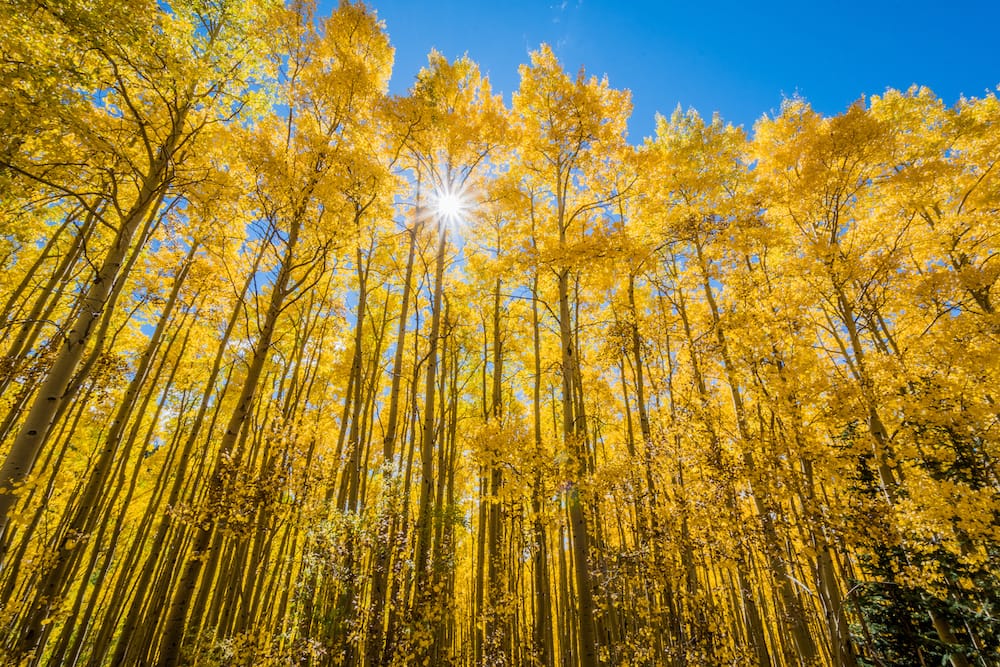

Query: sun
left=429, top=180, right=474, bottom=232
left=435, top=191, right=463, bottom=220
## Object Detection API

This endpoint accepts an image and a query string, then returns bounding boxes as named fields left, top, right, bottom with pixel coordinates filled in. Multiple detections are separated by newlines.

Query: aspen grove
left=1, top=1, right=998, bottom=666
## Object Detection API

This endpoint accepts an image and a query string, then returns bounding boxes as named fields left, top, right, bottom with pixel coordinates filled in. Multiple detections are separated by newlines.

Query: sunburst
left=427, top=178, right=476, bottom=234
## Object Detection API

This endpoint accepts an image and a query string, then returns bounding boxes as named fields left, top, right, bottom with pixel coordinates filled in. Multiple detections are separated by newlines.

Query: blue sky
left=333, top=1, right=1000, bottom=141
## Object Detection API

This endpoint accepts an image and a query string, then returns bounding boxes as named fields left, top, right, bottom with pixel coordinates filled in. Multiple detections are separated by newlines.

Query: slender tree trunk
left=557, top=265, right=599, bottom=667
left=485, top=277, right=506, bottom=661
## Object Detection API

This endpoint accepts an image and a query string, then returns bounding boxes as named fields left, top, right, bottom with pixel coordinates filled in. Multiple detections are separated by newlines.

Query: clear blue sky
left=331, top=1, right=1000, bottom=141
